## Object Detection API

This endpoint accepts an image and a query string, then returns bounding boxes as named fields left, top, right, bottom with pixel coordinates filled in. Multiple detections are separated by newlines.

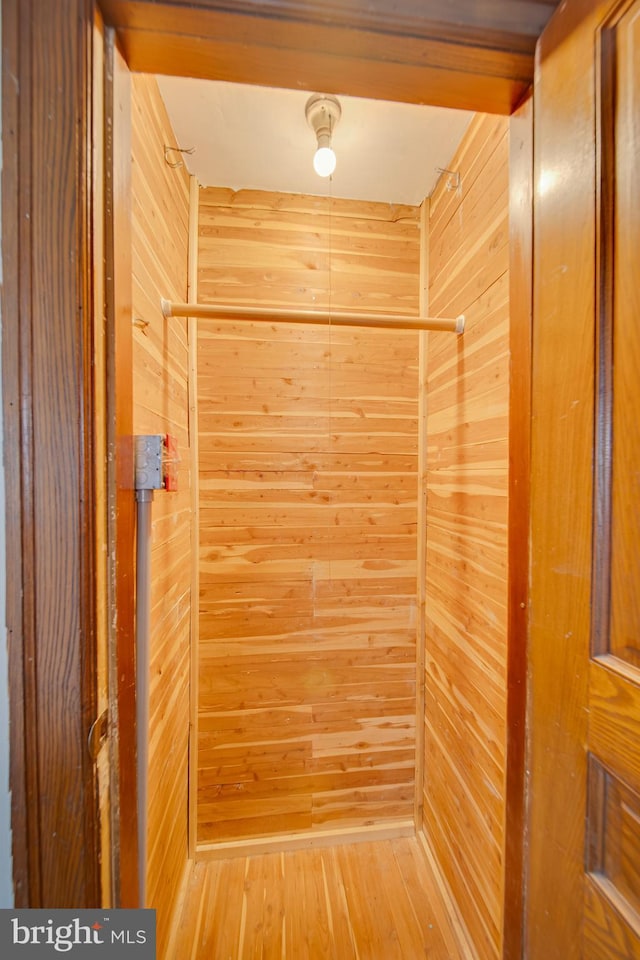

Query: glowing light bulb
left=313, top=146, right=336, bottom=178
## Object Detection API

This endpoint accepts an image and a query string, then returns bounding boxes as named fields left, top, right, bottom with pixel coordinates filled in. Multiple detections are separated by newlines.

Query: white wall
left=0, top=19, right=15, bottom=907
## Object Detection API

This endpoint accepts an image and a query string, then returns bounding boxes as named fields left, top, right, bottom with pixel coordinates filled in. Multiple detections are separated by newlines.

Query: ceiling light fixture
left=305, top=93, right=341, bottom=178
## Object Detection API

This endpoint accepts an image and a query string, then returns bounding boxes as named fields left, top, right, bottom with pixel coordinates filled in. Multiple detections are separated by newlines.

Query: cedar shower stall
left=131, top=73, right=512, bottom=959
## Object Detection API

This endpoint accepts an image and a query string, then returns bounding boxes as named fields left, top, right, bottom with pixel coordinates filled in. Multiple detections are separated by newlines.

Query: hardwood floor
left=169, top=836, right=470, bottom=959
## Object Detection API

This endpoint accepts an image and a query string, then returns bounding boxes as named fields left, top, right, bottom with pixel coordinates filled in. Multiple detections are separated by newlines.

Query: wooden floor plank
left=168, top=862, right=206, bottom=960
left=283, top=850, right=313, bottom=960
left=260, top=852, right=285, bottom=960
left=336, top=842, right=405, bottom=960
left=395, top=836, right=467, bottom=959
left=382, top=840, right=433, bottom=958
left=319, top=847, right=359, bottom=960
left=204, top=857, right=246, bottom=960
left=170, top=836, right=469, bottom=959
left=300, top=849, right=334, bottom=958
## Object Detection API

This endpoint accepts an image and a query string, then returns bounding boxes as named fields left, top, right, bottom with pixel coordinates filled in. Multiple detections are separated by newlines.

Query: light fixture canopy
left=305, top=93, right=341, bottom=178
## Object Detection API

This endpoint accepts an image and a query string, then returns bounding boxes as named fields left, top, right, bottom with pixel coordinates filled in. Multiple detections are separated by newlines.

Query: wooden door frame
left=1, top=0, right=101, bottom=907
left=103, top=27, right=138, bottom=908
left=2, top=1, right=532, bottom=948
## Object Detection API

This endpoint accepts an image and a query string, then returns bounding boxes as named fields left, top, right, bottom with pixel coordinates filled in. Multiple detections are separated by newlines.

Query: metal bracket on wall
left=435, top=167, right=461, bottom=192
left=164, top=144, right=195, bottom=168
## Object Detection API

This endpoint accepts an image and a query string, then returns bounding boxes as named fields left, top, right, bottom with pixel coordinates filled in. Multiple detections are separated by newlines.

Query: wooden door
left=528, top=0, right=640, bottom=956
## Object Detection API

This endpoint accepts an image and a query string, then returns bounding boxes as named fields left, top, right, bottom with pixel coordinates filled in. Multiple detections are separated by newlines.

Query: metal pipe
left=135, top=487, right=154, bottom=907
left=161, top=298, right=465, bottom=334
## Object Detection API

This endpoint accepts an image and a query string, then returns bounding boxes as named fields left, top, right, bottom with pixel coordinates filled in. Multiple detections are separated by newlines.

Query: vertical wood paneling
left=423, top=113, right=510, bottom=960
left=130, top=74, right=191, bottom=955
left=196, top=188, right=420, bottom=845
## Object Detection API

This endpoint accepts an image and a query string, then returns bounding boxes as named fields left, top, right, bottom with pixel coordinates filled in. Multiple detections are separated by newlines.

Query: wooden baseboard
left=163, top=856, right=195, bottom=959
left=417, top=829, right=477, bottom=960
left=195, top=819, right=416, bottom=861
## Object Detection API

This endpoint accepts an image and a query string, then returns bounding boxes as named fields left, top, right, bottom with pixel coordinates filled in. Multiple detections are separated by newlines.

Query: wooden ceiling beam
left=99, top=0, right=561, bottom=114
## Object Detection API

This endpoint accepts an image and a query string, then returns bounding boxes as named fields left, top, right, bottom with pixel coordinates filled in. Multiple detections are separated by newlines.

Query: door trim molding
left=505, top=90, right=533, bottom=960
left=103, top=26, right=138, bottom=907
left=1, top=0, right=100, bottom=907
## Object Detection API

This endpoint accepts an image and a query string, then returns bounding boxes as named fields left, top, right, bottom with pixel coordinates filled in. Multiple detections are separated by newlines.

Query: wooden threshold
left=195, top=819, right=415, bottom=861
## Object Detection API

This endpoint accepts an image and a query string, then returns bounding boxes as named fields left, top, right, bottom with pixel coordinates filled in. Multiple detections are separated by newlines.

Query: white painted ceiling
left=156, top=77, right=473, bottom=206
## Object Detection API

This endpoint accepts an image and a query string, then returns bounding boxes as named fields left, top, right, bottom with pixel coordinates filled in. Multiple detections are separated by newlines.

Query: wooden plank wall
left=131, top=74, right=191, bottom=954
left=422, top=114, right=510, bottom=960
left=196, top=188, right=421, bottom=846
